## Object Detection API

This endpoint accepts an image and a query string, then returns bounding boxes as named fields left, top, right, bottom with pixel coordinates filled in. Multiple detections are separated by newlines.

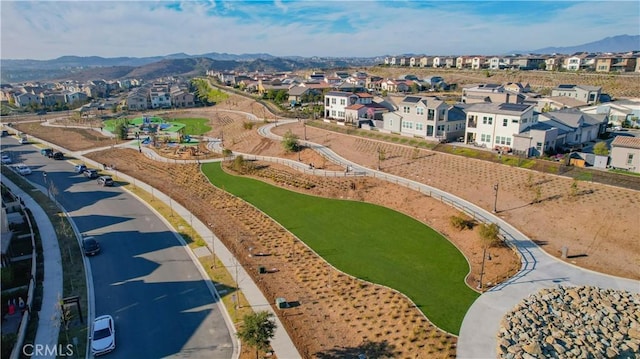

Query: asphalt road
left=1, top=137, right=233, bottom=358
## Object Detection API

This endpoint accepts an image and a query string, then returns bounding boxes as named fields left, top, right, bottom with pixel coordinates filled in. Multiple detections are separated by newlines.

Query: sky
left=1, top=0, right=639, bottom=60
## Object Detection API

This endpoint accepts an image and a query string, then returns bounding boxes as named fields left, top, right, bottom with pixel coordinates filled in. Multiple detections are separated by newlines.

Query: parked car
left=74, top=164, right=87, bottom=173
left=15, top=164, right=32, bottom=175
left=52, top=152, right=64, bottom=160
left=97, top=176, right=114, bottom=187
left=83, top=169, right=99, bottom=179
left=1, top=130, right=9, bottom=137
left=82, top=236, right=100, bottom=256
left=41, top=148, right=54, bottom=157
left=19, top=137, right=28, bottom=144
left=1, top=154, right=11, bottom=164
left=91, top=315, right=115, bottom=356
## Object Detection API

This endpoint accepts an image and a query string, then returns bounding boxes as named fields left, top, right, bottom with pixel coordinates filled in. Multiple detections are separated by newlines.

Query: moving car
left=41, top=148, right=54, bottom=157
left=52, top=152, right=64, bottom=160
left=1, top=154, right=11, bottom=164
left=82, top=236, right=100, bottom=256
left=74, top=164, right=87, bottom=173
left=19, top=136, right=28, bottom=144
left=97, top=176, right=114, bottom=187
left=91, top=315, right=115, bottom=356
left=15, top=164, right=32, bottom=175
left=83, top=169, right=99, bottom=179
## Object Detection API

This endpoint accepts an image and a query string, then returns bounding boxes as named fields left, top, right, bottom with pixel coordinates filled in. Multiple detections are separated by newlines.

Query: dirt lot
left=10, top=92, right=640, bottom=358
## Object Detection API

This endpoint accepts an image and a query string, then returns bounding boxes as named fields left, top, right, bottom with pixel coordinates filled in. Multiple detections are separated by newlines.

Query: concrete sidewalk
left=1, top=175, right=63, bottom=359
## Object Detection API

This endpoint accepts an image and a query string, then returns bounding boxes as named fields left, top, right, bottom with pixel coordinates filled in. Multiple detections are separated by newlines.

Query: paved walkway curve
left=250, top=120, right=640, bottom=358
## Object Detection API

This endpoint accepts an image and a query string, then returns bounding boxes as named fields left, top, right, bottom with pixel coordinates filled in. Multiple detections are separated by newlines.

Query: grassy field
left=167, top=117, right=211, bottom=135
left=201, top=162, right=478, bottom=334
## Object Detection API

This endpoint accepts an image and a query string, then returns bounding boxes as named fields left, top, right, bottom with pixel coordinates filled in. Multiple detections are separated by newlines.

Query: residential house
left=170, top=86, right=195, bottom=108
left=551, top=84, right=601, bottom=105
left=544, top=56, right=564, bottom=71
left=432, top=57, right=442, bottom=68
left=564, top=53, right=597, bottom=71
left=13, top=92, right=41, bottom=108
left=534, top=96, right=589, bottom=112
left=609, top=136, right=640, bottom=173
left=149, top=83, right=171, bottom=109
left=382, top=96, right=465, bottom=141
left=461, top=84, right=525, bottom=104
left=64, top=91, right=88, bottom=106
left=456, top=56, right=473, bottom=69
left=463, top=102, right=535, bottom=151
left=380, top=79, right=410, bottom=93
left=471, top=57, right=488, bottom=70
left=537, top=108, right=608, bottom=150
left=444, top=57, right=456, bottom=68
left=324, top=91, right=374, bottom=121
left=126, top=90, right=149, bottom=111
left=419, top=56, right=433, bottom=68
left=41, top=92, right=67, bottom=108
left=489, top=57, right=505, bottom=70
left=288, top=85, right=322, bottom=106
left=510, top=56, right=545, bottom=70
left=513, top=122, right=562, bottom=157
left=409, top=57, right=419, bottom=67
left=581, top=100, right=640, bottom=127
left=399, top=57, right=411, bottom=66
left=597, top=54, right=638, bottom=73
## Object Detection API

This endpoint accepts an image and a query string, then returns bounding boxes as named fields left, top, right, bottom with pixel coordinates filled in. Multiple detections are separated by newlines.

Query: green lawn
left=202, top=163, right=478, bottom=334
left=167, top=118, right=211, bottom=135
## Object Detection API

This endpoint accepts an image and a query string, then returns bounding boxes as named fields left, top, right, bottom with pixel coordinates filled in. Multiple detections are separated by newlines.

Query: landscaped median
left=202, top=162, right=479, bottom=335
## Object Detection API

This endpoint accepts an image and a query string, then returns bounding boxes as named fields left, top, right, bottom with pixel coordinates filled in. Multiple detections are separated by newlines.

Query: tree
left=114, top=120, right=129, bottom=140
left=236, top=311, right=276, bottom=359
left=281, top=130, right=299, bottom=153
left=593, top=141, right=609, bottom=156
left=479, top=223, right=500, bottom=249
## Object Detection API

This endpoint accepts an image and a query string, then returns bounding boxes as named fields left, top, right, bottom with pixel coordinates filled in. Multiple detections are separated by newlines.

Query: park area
left=8, top=90, right=640, bottom=358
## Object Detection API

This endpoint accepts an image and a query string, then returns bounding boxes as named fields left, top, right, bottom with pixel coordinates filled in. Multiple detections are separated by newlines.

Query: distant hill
left=1, top=53, right=375, bottom=83
left=523, top=34, right=640, bottom=54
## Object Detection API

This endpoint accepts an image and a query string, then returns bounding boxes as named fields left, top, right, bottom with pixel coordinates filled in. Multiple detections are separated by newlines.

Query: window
left=512, top=118, right=519, bottom=124
left=416, top=123, right=423, bottom=131
left=481, top=134, right=491, bottom=142
left=503, top=118, right=508, bottom=126
left=628, top=154, right=634, bottom=165
left=331, top=98, right=336, bottom=104
left=331, top=110, right=336, bottom=116
left=403, top=106, right=411, bottom=114
left=428, top=109, right=435, bottom=121
left=416, top=107, right=424, bottom=115
left=338, top=111, right=345, bottom=118
left=402, top=121, right=414, bottom=129
left=340, top=99, right=346, bottom=105
left=482, top=116, right=493, bottom=125
left=437, top=125, right=445, bottom=131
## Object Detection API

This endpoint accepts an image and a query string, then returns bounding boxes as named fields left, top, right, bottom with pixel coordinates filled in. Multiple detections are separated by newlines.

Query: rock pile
left=497, top=285, right=640, bottom=358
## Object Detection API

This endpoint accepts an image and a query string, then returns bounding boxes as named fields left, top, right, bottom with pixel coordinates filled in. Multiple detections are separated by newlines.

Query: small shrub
left=449, top=215, right=473, bottom=230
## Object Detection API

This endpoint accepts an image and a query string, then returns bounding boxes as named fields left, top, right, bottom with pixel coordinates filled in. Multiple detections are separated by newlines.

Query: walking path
left=252, top=120, right=640, bottom=358
left=1, top=175, right=64, bottom=359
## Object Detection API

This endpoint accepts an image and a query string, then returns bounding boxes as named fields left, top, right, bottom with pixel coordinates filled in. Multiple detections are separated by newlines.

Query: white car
left=15, top=164, right=32, bottom=175
left=19, top=137, right=28, bottom=144
left=91, top=315, right=115, bottom=356
left=1, top=154, right=11, bottom=164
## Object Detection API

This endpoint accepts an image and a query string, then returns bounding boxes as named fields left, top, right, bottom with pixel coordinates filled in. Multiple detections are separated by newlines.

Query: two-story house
left=463, top=102, right=535, bottom=151
left=382, top=96, right=465, bottom=141
left=610, top=136, right=640, bottom=173
left=324, top=91, right=374, bottom=121
left=551, top=84, right=601, bottom=105
left=461, top=84, right=525, bottom=104
left=126, top=90, right=149, bottom=111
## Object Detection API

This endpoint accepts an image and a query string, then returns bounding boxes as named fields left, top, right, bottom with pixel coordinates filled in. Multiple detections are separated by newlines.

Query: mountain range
left=1, top=35, right=638, bottom=83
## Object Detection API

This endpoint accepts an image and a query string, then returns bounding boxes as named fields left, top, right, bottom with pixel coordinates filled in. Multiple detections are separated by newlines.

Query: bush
left=450, top=215, right=473, bottom=231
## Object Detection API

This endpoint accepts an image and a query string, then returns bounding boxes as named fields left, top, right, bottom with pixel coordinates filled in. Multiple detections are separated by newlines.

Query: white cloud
left=1, top=1, right=638, bottom=59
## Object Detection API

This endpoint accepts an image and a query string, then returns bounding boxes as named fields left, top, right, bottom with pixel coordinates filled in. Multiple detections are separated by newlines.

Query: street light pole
left=493, top=183, right=499, bottom=213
